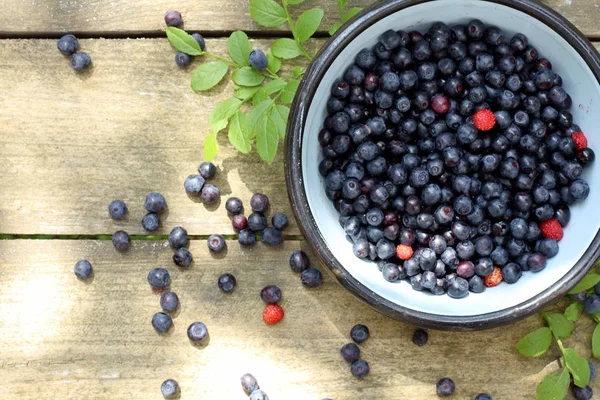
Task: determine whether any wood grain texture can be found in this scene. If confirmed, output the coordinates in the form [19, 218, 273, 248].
[1, 0, 600, 37]
[0, 38, 309, 236]
[0, 239, 596, 399]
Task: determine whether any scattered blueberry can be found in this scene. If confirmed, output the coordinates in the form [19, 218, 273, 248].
[475, 394, 492, 400]
[301, 268, 323, 288]
[175, 51, 191, 67]
[262, 227, 283, 246]
[74, 260, 92, 280]
[192, 33, 206, 51]
[71, 52, 92, 72]
[351, 324, 370, 343]
[207, 234, 226, 253]
[436, 377, 456, 397]
[160, 291, 179, 312]
[250, 193, 269, 212]
[144, 192, 167, 213]
[168, 226, 188, 249]
[226, 197, 243, 215]
[198, 162, 216, 179]
[112, 230, 130, 251]
[187, 321, 209, 343]
[147, 268, 171, 289]
[239, 229, 257, 246]
[201, 184, 220, 204]
[271, 212, 289, 230]
[290, 250, 310, 272]
[249, 49, 268, 70]
[57, 34, 79, 56]
[572, 385, 593, 400]
[249, 389, 270, 400]
[108, 200, 127, 219]
[184, 174, 205, 194]
[160, 379, 179, 398]
[218, 273, 237, 293]
[260, 285, 282, 304]
[584, 294, 600, 314]
[173, 247, 193, 267]
[152, 312, 173, 334]
[412, 328, 428, 346]
[241, 373, 259, 395]
[350, 359, 370, 378]
[248, 212, 267, 232]
[232, 214, 248, 230]
[164, 10, 183, 27]
[341, 343, 361, 363]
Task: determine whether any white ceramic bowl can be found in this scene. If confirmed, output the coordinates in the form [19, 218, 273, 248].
[286, 0, 600, 330]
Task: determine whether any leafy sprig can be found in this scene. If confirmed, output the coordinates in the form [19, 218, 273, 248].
[329, 0, 363, 35]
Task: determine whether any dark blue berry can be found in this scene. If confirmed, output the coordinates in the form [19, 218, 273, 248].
[351, 359, 370, 378]
[74, 259, 92, 279]
[584, 294, 600, 314]
[191, 33, 206, 51]
[187, 322, 208, 343]
[208, 234, 226, 252]
[218, 273, 236, 293]
[108, 199, 127, 219]
[249, 49, 268, 70]
[225, 197, 243, 215]
[164, 10, 183, 27]
[351, 324, 370, 343]
[262, 227, 283, 246]
[341, 343, 361, 363]
[238, 229, 256, 246]
[142, 213, 160, 231]
[168, 226, 188, 249]
[160, 291, 179, 312]
[173, 247, 193, 267]
[145, 192, 167, 213]
[572, 385, 593, 400]
[112, 230, 130, 251]
[184, 174, 205, 194]
[261, 285, 281, 304]
[570, 179, 590, 200]
[57, 34, 79, 56]
[248, 212, 267, 232]
[71, 52, 92, 71]
[152, 312, 173, 334]
[148, 268, 170, 289]
[301, 268, 323, 288]
[271, 213, 288, 230]
[436, 377, 456, 397]
[175, 52, 191, 67]
[161, 378, 179, 398]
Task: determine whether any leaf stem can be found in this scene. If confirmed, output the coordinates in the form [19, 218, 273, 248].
[203, 52, 237, 67]
[280, 0, 314, 62]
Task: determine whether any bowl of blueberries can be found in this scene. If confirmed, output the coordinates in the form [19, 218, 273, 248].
[285, 0, 600, 330]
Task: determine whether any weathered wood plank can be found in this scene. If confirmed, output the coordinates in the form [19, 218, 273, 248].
[1, 0, 600, 38]
[1, 239, 596, 399]
[0, 38, 308, 235]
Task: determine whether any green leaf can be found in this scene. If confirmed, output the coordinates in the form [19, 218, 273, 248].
[262, 78, 287, 95]
[249, 0, 287, 28]
[516, 327, 552, 357]
[269, 106, 288, 138]
[247, 99, 272, 139]
[546, 313, 574, 339]
[292, 66, 304, 78]
[569, 273, 600, 294]
[191, 61, 229, 91]
[165, 27, 203, 56]
[271, 38, 302, 59]
[295, 8, 324, 42]
[203, 133, 218, 161]
[536, 368, 570, 400]
[563, 348, 591, 388]
[564, 302, 583, 322]
[593, 324, 600, 359]
[266, 50, 281, 74]
[329, 23, 342, 36]
[287, 0, 305, 4]
[275, 104, 290, 122]
[209, 98, 243, 126]
[256, 113, 279, 163]
[228, 111, 252, 154]
[228, 31, 252, 67]
[343, 7, 363, 22]
[337, 0, 349, 9]
[212, 119, 229, 135]
[253, 89, 269, 107]
[281, 79, 299, 104]
[234, 86, 259, 101]
[232, 67, 265, 87]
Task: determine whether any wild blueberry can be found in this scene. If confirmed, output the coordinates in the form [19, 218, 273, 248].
[198, 162, 217, 179]
[184, 174, 205, 194]
[207, 234, 226, 253]
[351, 359, 370, 378]
[270, 213, 288, 230]
[584, 294, 600, 314]
[173, 247, 193, 267]
[241, 373, 259, 395]
[145, 192, 167, 213]
[475, 394, 492, 400]
[570, 179, 590, 200]
[168, 226, 188, 249]
[161, 378, 179, 398]
[527, 253, 547, 272]
[351, 324, 370, 343]
[249, 49, 268, 70]
[262, 227, 283, 246]
[289, 250, 310, 273]
[218, 273, 236, 293]
[152, 312, 173, 334]
[57, 34, 79, 56]
[341, 343, 361, 363]
[248, 212, 267, 232]
[502, 263, 522, 284]
[436, 377, 456, 397]
[148, 268, 170, 289]
[71, 52, 92, 71]
[238, 229, 256, 246]
[301, 268, 323, 288]
[447, 276, 469, 298]
[160, 291, 179, 312]
[261, 285, 281, 304]
[164, 10, 183, 27]
[422, 271, 437, 290]
[187, 322, 208, 343]
[572, 385, 593, 400]
[469, 275, 486, 293]
[175, 52, 191, 67]
[74, 259, 93, 280]
[112, 230, 130, 251]
[200, 184, 220, 204]
[191, 33, 206, 51]
[108, 199, 127, 220]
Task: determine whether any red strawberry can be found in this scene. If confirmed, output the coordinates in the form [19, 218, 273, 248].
[571, 131, 588, 151]
[540, 218, 564, 241]
[473, 109, 496, 131]
[395, 244, 413, 260]
[263, 304, 284, 325]
[484, 267, 503, 288]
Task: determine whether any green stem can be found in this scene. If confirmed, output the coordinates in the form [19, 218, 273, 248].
[203, 52, 237, 67]
[281, 0, 313, 62]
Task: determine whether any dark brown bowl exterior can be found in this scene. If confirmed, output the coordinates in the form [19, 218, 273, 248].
[285, 0, 600, 330]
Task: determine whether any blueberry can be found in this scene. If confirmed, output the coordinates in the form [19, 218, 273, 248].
[164, 10, 183, 27]
[261, 285, 282, 304]
[71, 52, 92, 71]
[356, 49, 377, 70]
[412, 328, 429, 346]
[502, 263, 522, 283]
[351, 324, 370, 343]
[239, 229, 257, 246]
[249, 49, 268, 70]
[187, 322, 209, 343]
[218, 273, 236, 293]
[341, 343, 361, 363]
[351, 359, 370, 378]
[572, 385, 593, 400]
[241, 373, 259, 395]
[152, 312, 173, 334]
[418, 248, 437, 271]
[487, 198, 507, 219]
[437, 377, 456, 397]
[108, 199, 127, 220]
[207, 234, 226, 252]
[175, 52, 191, 67]
[74, 259, 93, 280]
[589, 362, 596, 383]
[270, 213, 288, 230]
[167, 226, 188, 249]
[248, 212, 267, 232]
[344, 65, 365, 85]
[173, 247, 193, 267]
[160, 291, 179, 312]
[148, 268, 170, 289]
[537, 240, 557, 260]
[112, 230, 130, 251]
[184, 174, 205, 194]
[584, 294, 600, 314]
[528, 253, 548, 272]
[191, 33, 206, 51]
[457, 241, 475, 260]
[469, 276, 486, 293]
[430, 235, 448, 255]
[570, 179, 590, 200]
[413, 40, 432, 61]
[161, 378, 179, 398]
[475, 394, 492, 400]
[262, 227, 283, 246]
[301, 268, 323, 288]
[145, 192, 167, 213]
[490, 247, 509, 266]
[197, 162, 216, 179]
[410, 167, 429, 187]
[57, 34, 79, 56]
[454, 195, 473, 216]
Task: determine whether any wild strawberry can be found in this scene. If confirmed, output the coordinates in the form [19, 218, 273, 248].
[484, 267, 503, 287]
[263, 304, 284, 325]
[473, 109, 496, 131]
[540, 218, 564, 241]
[572, 131, 588, 151]
[395, 244, 413, 260]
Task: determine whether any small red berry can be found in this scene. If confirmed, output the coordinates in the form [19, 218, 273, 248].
[571, 131, 588, 151]
[484, 267, 503, 287]
[263, 304, 284, 325]
[431, 94, 450, 114]
[395, 244, 413, 260]
[473, 109, 496, 131]
[540, 218, 564, 241]
[232, 214, 248, 230]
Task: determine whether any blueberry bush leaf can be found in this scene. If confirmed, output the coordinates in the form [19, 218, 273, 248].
[228, 111, 252, 154]
[271, 38, 303, 59]
[344, 7, 363, 21]
[295, 8, 324, 42]
[209, 98, 243, 128]
[292, 66, 304, 78]
[234, 86, 259, 101]
[593, 324, 600, 359]
[232, 67, 265, 87]
[203, 133, 219, 161]
[564, 302, 583, 322]
[536, 368, 570, 400]
[262, 78, 287, 95]
[329, 23, 342, 36]
[266, 50, 281, 73]
[191, 61, 229, 91]
[249, 0, 287, 28]
[568, 273, 600, 294]
[248, 100, 272, 139]
[287, 0, 305, 4]
[281, 79, 300, 104]
[269, 106, 288, 138]
[253, 88, 270, 107]
[517, 327, 553, 357]
[563, 348, 591, 388]
[256, 114, 280, 163]
[166, 27, 203, 56]
[545, 313, 574, 339]
[228, 31, 252, 67]
[330, 0, 362, 35]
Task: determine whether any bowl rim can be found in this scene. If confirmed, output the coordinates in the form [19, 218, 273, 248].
[285, 0, 600, 330]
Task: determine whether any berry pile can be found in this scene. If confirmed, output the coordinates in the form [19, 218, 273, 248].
[226, 193, 288, 246]
[57, 34, 92, 71]
[319, 20, 594, 298]
[340, 324, 371, 378]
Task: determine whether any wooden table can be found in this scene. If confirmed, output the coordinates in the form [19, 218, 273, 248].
[1, 1, 599, 399]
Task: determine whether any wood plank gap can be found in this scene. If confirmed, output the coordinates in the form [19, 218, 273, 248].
[0, 233, 307, 241]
